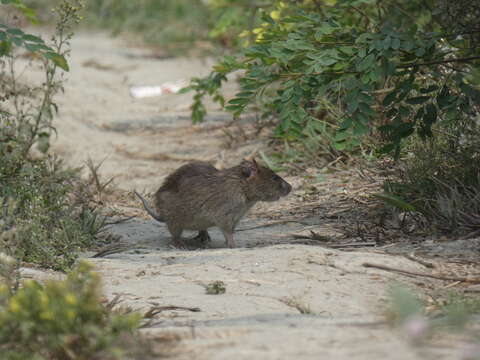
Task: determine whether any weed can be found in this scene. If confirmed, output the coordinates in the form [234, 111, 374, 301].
[0, 260, 143, 360]
[204, 280, 226, 295]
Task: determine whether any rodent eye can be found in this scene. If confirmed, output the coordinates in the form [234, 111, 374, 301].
[272, 174, 280, 181]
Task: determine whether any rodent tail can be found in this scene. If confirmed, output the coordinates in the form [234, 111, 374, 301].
[134, 190, 165, 223]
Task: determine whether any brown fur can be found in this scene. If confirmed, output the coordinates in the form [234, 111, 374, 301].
[137, 159, 292, 248]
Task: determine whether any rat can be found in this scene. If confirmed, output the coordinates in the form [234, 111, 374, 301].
[134, 159, 292, 248]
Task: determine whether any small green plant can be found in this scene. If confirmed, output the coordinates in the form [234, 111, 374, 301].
[0, 261, 142, 360]
[205, 280, 226, 295]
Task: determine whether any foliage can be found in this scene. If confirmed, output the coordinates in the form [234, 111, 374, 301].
[1, 0, 81, 155]
[0, 155, 104, 270]
[185, 0, 480, 157]
[0, 261, 142, 360]
[0, 0, 105, 270]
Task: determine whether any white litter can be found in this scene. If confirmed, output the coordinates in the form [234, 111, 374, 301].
[130, 79, 188, 99]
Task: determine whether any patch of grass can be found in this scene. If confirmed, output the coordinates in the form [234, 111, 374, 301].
[0, 154, 104, 271]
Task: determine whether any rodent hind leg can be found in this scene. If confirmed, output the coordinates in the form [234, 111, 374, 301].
[167, 224, 186, 249]
[220, 228, 236, 249]
[191, 230, 211, 247]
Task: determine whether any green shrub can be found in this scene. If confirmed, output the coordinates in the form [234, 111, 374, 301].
[0, 153, 104, 270]
[185, 0, 480, 158]
[0, 261, 142, 360]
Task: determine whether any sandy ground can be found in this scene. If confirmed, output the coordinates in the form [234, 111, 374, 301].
[19, 31, 477, 359]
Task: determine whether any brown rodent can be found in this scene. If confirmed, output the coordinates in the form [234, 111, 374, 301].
[134, 159, 292, 248]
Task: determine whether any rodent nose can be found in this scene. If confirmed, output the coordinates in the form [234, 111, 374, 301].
[282, 181, 292, 195]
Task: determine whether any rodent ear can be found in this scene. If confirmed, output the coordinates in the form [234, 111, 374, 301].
[240, 159, 259, 179]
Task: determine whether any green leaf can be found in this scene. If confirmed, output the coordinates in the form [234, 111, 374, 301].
[333, 141, 347, 150]
[391, 37, 401, 50]
[339, 46, 355, 55]
[423, 104, 437, 125]
[22, 34, 44, 43]
[373, 193, 416, 211]
[6, 27, 23, 36]
[359, 102, 375, 116]
[420, 85, 438, 94]
[228, 98, 248, 105]
[357, 53, 375, 71]
[382, 36, 391, 50]
[406, 96, 429, 105]
[235, 91, 253, 98]
[315, 23, 336, 37]
[394, 122, 414, 138]
[383, 91, 397, 106]
[353, 122, 369, 135]
[0, 40, 11, 55]
[11, 36, 22, 46]
[44, 52, 69, 71]
[334, 129, 350, 141]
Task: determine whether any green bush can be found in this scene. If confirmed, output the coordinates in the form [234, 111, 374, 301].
[0, 153, 104, 270]
[0, 261, 142, 360]
[185, 0, 480, 157]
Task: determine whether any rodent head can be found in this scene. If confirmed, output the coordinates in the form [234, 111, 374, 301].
[240, 159, 292, 202]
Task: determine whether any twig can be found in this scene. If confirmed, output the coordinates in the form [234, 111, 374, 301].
[144, 305, 201, 318]
[237, 220, 308, 232]
[92, 244, 133, 258]
[459, 229, 480, 240]
[322, 156, 345, 170]
[104, 216, 135, 226]
[362, 262, 480, 283]
[397, 56, 480, 69]
[292, 231, 332, 241]
[328, 242, 376, 248]
[404, 254, 435, 269]
[442, 281, 462, 289]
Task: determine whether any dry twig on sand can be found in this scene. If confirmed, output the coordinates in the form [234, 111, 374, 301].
[362, 262, 480, 283]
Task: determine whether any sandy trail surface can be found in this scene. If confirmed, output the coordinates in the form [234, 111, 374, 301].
[22, 32, 468, 359]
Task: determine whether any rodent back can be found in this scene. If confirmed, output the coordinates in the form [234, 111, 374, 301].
[157, 161, 218, 193]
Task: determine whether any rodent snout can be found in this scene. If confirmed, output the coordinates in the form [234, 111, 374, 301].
[281, 180, 292, 196]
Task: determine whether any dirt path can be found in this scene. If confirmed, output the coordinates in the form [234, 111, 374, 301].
[24, 32, 466, 359]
